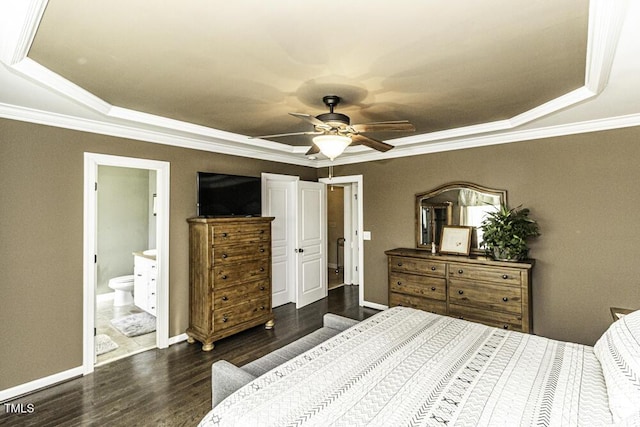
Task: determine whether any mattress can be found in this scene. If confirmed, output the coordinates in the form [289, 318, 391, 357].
[199, 307, 613, 426]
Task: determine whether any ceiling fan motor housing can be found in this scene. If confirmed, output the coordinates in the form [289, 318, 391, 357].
[317, 95, 349, 126]
[316, 112, 350, 126]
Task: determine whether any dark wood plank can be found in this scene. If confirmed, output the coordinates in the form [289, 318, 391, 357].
[0, 286, 378, 427]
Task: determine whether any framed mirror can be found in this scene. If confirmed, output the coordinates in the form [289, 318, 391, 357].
[416, 182, 507, 254]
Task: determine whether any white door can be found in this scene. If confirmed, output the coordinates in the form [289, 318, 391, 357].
[262, 174, 296, 307]
[296, 181, 327, 308]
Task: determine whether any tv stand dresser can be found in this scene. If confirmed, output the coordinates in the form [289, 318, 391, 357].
[385, 248, 534, 333]
[187, 216, 275, 351]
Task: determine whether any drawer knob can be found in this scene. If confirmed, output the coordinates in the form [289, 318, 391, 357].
[397, 262, 403, 267]
[431, 287, 436, 291]
[459, 316, 464, 320]
[260, 267, 265, 272]
[458, 290, 464, 295]
[503, 325, 509, 329]
[260, 229, 265, 234]
[502, 297, 508, 302]
[502, 274, 509, 280]
[260, 305, 265, 310]
[259, 248, 265, 253]
[458, 269, 464, 274]
[260, 286, 266, 291]
[221, 275, 227, 280]
[221, 232, 228, 237]
[431, 266, 436, 271]
[222, 296, 228, 301]
[222, 254, 228, 259]
[222, 316, 228, 323]
[397, 281, 402, 286]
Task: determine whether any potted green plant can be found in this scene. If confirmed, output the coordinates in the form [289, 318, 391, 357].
[480, 204, 540, 261]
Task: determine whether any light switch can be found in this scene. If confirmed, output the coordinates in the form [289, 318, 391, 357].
[363, 231, 372, 240]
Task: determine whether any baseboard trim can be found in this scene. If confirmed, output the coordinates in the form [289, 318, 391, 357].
[0, 366, 83, 404]
[1, 333, 189, 403]
[362, 301, 388, 311]
[169, 333, 188, 346]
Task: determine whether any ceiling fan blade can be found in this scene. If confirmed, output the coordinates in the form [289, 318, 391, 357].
[251, 131, 322, 139]
[305, 144, 321, 155]
[351, 120, 415, 133]
[289, 112, 330, 128]
[351, 134, 394, 152]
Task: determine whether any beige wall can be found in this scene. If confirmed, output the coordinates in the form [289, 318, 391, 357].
[0, 118, 316, 391]
[332, 126, 640, 346]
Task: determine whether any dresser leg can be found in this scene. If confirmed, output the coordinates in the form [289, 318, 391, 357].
[186, 335, 195, 344]
[202, 342, 215, 352]
[265, 319, 275, 330]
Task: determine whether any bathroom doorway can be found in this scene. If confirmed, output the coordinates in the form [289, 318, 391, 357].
[95, 165, 157, 365]
[83, 153, 170, 375]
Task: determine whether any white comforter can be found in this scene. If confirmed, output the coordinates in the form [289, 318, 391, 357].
[199, 307, 613, 426]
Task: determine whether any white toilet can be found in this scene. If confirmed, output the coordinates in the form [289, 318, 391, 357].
[108, 275, 135, 306]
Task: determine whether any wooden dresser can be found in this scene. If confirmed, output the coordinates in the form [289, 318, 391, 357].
[386, 248, 534, 332]
[187, 216, 275, 351]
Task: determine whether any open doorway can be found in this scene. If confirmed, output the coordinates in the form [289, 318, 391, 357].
[94, 166, 157, 365]
[327, 185, 345, 290]
[83, 153, 170, 375]
[319, 175, 364, 306]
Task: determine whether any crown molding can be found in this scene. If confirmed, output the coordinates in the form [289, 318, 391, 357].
[322, 112, 640, 167]
[0, 102, 317, 167]
[0, 0, 48, 65]
[585, 0, 630, 93]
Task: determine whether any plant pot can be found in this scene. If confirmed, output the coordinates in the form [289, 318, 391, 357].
[491, 247, 521, 262]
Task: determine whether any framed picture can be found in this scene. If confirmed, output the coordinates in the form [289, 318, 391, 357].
[439, 226, 472, 255]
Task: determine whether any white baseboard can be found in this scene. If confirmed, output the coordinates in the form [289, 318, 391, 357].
[169, 333, 188, 346]
[0, 366, 83, 404]
[1, 333, 189, 403]
[362, 300, 388, 311]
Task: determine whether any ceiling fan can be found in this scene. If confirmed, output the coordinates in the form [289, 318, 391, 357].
[253, 95, 415, 160]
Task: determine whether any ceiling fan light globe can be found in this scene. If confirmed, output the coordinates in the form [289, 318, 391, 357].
[312, 135, 351, 161]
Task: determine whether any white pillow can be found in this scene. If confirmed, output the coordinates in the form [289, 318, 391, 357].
[594, 309, 640, 423]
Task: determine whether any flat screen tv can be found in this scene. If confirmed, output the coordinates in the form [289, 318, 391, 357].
[197, 172, 262, 217]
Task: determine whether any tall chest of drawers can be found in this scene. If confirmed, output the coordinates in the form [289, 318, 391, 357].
[386, 248, 534, 333]
[187, 216, 275, 351]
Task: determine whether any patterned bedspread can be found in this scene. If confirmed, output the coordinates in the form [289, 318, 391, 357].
[199, 307, 613, 426]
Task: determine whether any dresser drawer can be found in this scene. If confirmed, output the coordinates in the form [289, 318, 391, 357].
[448, 279, 522, 314]
[213, 297, 271, 330]
[389, 272, 446, 301]
[211, 224, 270, 245]
[212, 259, 269, 288]
[212, 242, 270, 264]
[213, 279, 270, 309]
[449, 303, 523, 331]
[389, 292, 447, 315]
[448, 263, 521, 285]
[388, 256, 446, 277]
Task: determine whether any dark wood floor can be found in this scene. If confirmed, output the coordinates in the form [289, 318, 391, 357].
[1, 286, 378, 427]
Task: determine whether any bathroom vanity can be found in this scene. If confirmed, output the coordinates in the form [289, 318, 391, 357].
[133, 251, 157, 316]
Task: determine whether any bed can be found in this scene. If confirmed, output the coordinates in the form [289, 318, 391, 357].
[199, 306, 640, 426]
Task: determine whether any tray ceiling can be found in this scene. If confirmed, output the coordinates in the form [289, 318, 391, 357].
[28, 0, 588, 148]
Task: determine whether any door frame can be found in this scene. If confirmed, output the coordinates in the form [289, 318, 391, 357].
[82, 153, 170, 375]
[319, 175, 364, 306]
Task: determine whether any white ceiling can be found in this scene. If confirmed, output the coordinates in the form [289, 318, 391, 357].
[0, 0, 639, 167]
